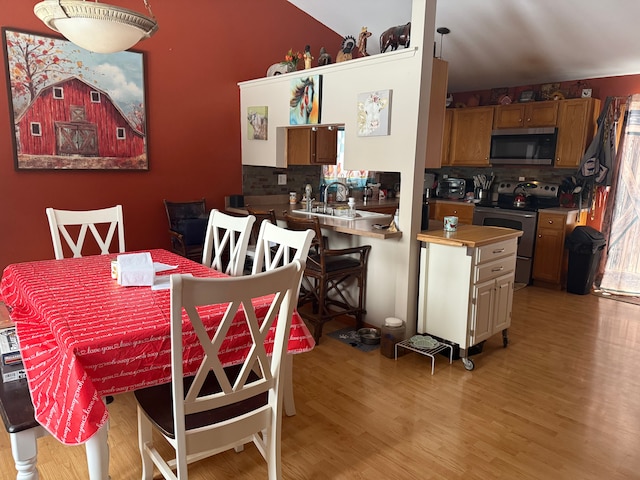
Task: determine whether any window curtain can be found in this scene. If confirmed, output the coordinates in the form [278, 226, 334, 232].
[597, 94, 640, 296]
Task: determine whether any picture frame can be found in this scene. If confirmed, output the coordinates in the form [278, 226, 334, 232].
[489, 87, 508, 105]
[2, 28, 149, 170]
[357, 89, 392, 137]
[540, 82, 560, 101]
[289, 74, 321, 125]
[247, 106, 268, 140]
[518, 90, 535, 103]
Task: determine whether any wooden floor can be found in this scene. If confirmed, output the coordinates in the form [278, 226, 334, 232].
[2, 286, 639, 479]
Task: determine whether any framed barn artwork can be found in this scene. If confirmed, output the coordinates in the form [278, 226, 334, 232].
[357, 89, 392, 136]
[289, 75, 321, 125]
[2, 28, 149, 170]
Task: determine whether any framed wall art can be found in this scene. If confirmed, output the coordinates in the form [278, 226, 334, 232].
[357, 89, 392, 137]
[2, 28, 149, 170]
[247, 106, 268, 140]
[289, 74, 321, 125]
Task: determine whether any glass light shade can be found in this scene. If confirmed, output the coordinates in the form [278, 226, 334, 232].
[34, 0, 158, 54]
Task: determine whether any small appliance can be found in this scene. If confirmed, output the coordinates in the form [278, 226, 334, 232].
[436, 178, 466, 199]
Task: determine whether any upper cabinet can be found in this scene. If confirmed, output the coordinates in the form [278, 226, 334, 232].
[448, 107, 494, 166]
[286, 126, 338, 165]
[424, 59, 449, 168]
[555, 98, 600, 168]
[493, 102, 559, 129]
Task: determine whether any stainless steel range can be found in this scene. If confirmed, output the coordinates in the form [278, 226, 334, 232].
[472, 180, 560, 284]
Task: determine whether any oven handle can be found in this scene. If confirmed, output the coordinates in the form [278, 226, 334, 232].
[474, 208, 537, 219]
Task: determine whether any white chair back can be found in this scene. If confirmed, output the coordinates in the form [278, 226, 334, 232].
[251, 221, 315, 275]
[46, 205, 125, 259]
[135, 260, 305, 479]
[202, 209, 255, 276]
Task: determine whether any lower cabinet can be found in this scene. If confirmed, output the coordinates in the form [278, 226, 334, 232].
[430, 201, 474, 224]
[418, 237, 517, 370]
[532, 209, 586, 288]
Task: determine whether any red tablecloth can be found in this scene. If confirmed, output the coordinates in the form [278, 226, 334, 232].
[0, 249, 315, 445]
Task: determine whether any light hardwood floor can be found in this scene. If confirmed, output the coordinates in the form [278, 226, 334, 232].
[1, 286, 639, 479]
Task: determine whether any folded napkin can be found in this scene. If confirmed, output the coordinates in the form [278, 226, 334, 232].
[117, 252, 155, 286]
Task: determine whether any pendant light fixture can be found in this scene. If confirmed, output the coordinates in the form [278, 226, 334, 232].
[33, 0, 158, 54]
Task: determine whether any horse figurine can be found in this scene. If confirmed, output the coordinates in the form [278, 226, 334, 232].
[380, 22, 411, 53]
[289, 77, 316, 124]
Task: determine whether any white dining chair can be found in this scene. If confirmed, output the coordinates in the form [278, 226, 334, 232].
[134, 260, 305, 480]
[46, 205, 125, 259]
[202, 209, 255, 276]
[251, 220, 315, 275]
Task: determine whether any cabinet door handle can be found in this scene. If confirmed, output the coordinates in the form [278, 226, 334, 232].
[492, 248, 505, 254]
[491, 266, 504, 272]
[548, 220, 554, 224]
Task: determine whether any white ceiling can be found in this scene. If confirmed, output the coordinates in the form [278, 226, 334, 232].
[288, 0, 640, 93]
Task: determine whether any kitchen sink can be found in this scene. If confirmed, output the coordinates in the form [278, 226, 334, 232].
[291, 209, 390, 221]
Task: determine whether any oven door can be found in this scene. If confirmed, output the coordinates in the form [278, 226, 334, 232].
[473, 207, 538, 284]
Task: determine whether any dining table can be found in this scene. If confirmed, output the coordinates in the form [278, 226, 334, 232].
[0, 249, 315, 479]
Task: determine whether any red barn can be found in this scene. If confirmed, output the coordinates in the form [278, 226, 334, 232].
[15, 76, 145, 159]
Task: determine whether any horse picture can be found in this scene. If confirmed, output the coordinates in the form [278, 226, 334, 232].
[289, 75, 321, 125]
[380, 22, 411, 53]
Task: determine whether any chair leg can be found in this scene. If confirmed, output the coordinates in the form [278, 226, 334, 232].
[137, 406, 154, 480]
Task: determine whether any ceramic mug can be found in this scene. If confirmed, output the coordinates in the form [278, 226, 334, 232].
[289, 192, 298, 204]
[443, 216, 458, 232]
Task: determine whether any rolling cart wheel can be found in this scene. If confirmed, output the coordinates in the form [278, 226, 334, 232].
[462, 357, 475, 371]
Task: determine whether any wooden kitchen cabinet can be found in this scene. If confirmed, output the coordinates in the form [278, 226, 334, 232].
[555, 98, 600, 168]
[532, 209, 586, 288]
[425, 58, 449, 168]
[430, 201, 474, 225]
[493, 101, 559, 129]
[440, 109, 453, 166]
[448, 107, 494, 165]
[286, 126, 337, 165]
[418, 232, 519, 370]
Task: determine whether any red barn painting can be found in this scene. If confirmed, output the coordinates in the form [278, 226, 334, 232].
[3, 28, 148, 170]
[15, 76, 146, 169]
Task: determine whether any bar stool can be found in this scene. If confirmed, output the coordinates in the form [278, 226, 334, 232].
[283, 213, 371, 343]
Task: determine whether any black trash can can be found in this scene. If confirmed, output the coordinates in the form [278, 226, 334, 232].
[565, 226, 606, 295]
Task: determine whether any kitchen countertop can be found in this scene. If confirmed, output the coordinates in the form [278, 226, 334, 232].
[225, 196, 402, 240]
[417, 225, 523, 247]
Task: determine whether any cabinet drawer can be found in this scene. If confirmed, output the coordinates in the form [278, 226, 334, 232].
[475, 256, 516, 283]
[537, 212, 565, 231]
[474, 239, 517, 264]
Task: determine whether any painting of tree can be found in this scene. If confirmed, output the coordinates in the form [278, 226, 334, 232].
[2, 28, 148, 170]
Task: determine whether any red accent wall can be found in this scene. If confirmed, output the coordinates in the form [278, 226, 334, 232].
[0, 1, 343, 270]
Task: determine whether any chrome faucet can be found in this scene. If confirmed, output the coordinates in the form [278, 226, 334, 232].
[325, 181, 349, 202]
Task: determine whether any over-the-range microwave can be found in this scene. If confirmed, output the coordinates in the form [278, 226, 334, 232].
[489, 127, 558, 166]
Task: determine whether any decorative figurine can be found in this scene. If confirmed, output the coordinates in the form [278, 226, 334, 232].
[357, 27, 372, 57]
[304, 44, 313, 70]
[317, 47, 332, 66]
[336, 35, 356, 63]
[380, 22, 411, 53]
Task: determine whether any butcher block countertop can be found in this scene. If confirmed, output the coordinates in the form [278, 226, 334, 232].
[417, 225, 523, 247]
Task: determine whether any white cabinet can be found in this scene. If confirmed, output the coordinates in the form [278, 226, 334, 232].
[418, 237, 517, 370]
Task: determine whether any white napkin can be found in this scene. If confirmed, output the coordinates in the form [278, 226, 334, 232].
[151, 273, 192, 291]
[117, 252, 154, 286]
